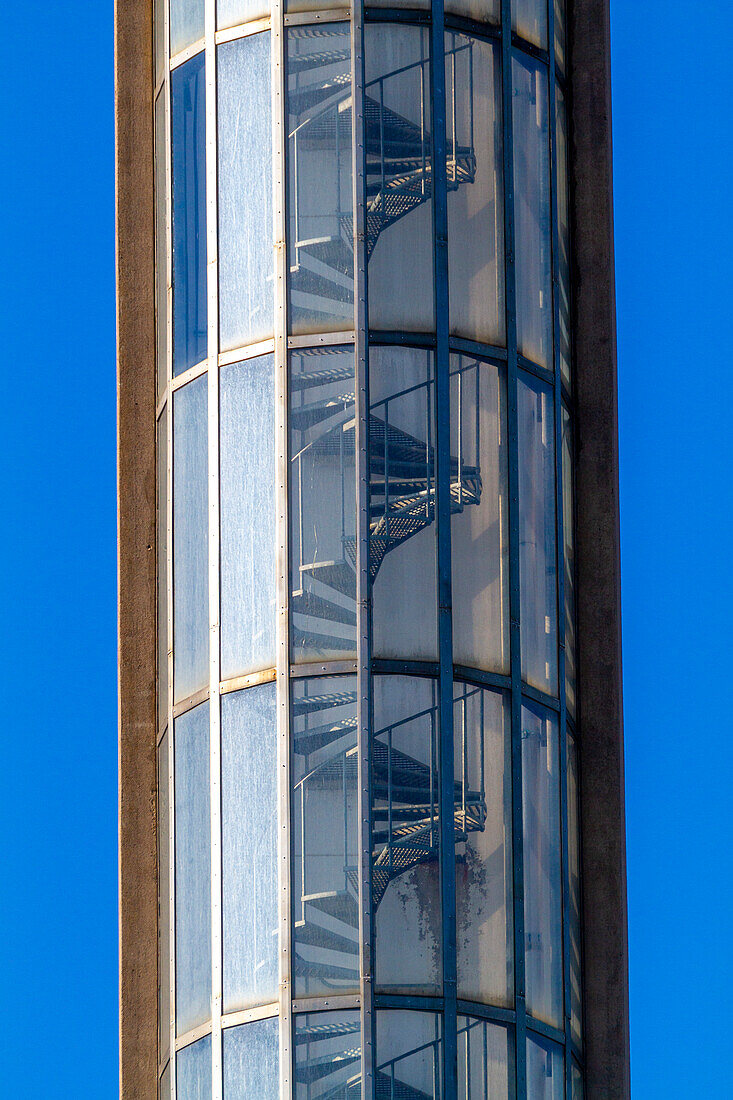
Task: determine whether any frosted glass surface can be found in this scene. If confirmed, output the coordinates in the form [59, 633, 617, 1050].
[526, 1035, 564, 1099]
[373, 677, 442, 995]
[562, 405, 576, 716]
[155, 89, 168, 399]
[172, 53, 207, 375]
[365, 25, 434, 332]
[158, 414, 168, 729]
[370, 347, 437, 661]
[177, 1035, 212, 1100]
[455, 685, 513, 1006]
[556, 87, 571, 390]
[175, 702, 211, 1035]
[159, 1060, 171, 1100]
[158, 733, 171, 1066]
[218, 34, 274, 351]
[287, 25, 353, 334]
[568, 734, 582, 1049]
[571, 1062, 584, 1099]
[446, 35, 505, 345]
[218, 0, 269, 29]
[294, 1011, 360, 1099]
[512, 0, 548, 49]
[458, 1017, 510, 1098]
[518, 374, 557, 696]
[554, 0, 567, 72]
[522, 703, 562, 1030]
[173, 376, 209, 703]
[445, 0, 500, 23]
[292, 678, 359, 996]
[222, 686, 278, 1012]
[220, 356, 276, 680]
[450, 356, 508, 674]
[171, 0, 204, 56]
[513, 56, 552, 369]
[224, 1019, 279, 1100]
[376, 1011, 442, 1098]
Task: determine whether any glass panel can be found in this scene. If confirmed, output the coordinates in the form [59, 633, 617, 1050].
[171, 0, 205, 56]
[458, 1017, 511, 1098]
[568, 733, 582, 1049]
[175, 702, 211, 1036]
[158, 413, 169, 729]
[218, 33, 274, 352]
[512, 55, 552, 369]
[376, 1012, 442, 1099]
[156, 89, 168, 398]
[287, 25, 353, 334]
[289, 347, 357, 663]
[373, 677, 442, 995]
[292, 678, 359, 996]
[445, 0, 500, 24]
[556, 85, 571, 390]
[370, 347, 437, 661]
[222, 686, 278, 1012]
[571, 1061, 584, 1100]
[370, 0, 430, 9]
[561, 404, 576, 716]
[522, 703, 562, 1030]
[159, 1060, 171, 1100]
[155, 0, 165, 83]
[158, 732, 171, 1066]
[218, 0, 269, 29]
[526, 1035, 564, 1100]
[172, 53, 207, 375]
[455, 685, 513, 1006]
[512, 0, 548, 50]
[220, 356, 276, 680]
[224, 1018, 279, 1100]
[176, 1035, 212, 1100]
[518, 374, 557, 696]
[446, 34, 505, 346]
[365, 25, 434, 332]
[173, 375, 209, 703]
[294, 1011, 361, 1098]
[450, 355, 508, 674]
[554, 0, 566, 73]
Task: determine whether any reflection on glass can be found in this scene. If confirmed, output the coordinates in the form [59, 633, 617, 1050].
[159, 1059, 171, 1100]
[554, 0, 567, 73]
[155, 0, 165, 84]
[556, 86, 571, 390]
[512, 0, 548, 50]
[171, 0, 205, 57]
[173, 375, 209, 703]
[370, 347, 437, 661]
[455, 685, 513, 1006]
[220, 356, 276, 680]
[175, 702, 211, 1036]
[526, 1034, 564, 1100]
[218, 0, 269, 29]
[561, 404, 576, 716]
[176, 1034, 212, 1100]
[172, 53, 207, 375]
[373, 677, 442, 995]
[365, 25, 434, 331]
[222, 685, 278, 1012]
[445, 0, 500, 23]
[458, 1017, 511, 1098]
[292, 678, 359, 996]
[158, 733, 170, 1067]
[571, 1060, 584, 1099]
[155, 89, 168, 398]
[522, 703, 562, 1030]
[289, 347, 356, 663]
[294, 1011, 361, 1098]
[446, 34, 505, 346]
[376, 1011, 442, 1099]
[450, 355, 508, 674]
[224, 1018, 279, 1100]
[287, 25, 353, 334]
[518, 374, 557, 696]
[568, 733, 582, 1049]
[218, 33, 273, 351]
[512, 55, 552, 369]
[157, 414, 168, 729]
[369, 0, 430, 9]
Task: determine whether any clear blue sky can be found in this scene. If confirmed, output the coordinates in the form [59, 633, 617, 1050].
[0, 2, 729, 1096]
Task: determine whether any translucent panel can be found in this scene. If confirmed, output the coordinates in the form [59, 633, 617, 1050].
[554, 0, 567, 73]
[159, 1060, 171, 1100]
[173, 376, 209, 703]
[220, 356, 276, 680]
[561, 405, 576, 716]
[157, 413, 169, 729]
[568, 733, 583, 1049]
[175, 702, 211, 1035]
[446, 34, 505, 346]
[526, 1035, 564, 1100]
[155, 0, 166, 83]
[373, 677, 442, 995]
[556, 86, 571, 390]
[522, 703, 562, 1029]
[177, 1035, 212, 1100]
[286, 0, 348, 11]
[171, 0, 205, 56]
[376, 1011, 442, 1098]
[450, 356, 509, 674]
[370, 347, 437, 661]
[172, 53, 207, 375]
[455, 685, 513, 1006]
[224, 1018, 279, 1100]
[218, 34, 274, 351]
[289, 347, 356, 663]
[287, 25, 353, 334]
[222, 685, 278, 1012]
[445, 0, 500, 24]
[155, 89, 169, 399]
[512, 0, 548, 50]
[518, 374, 557, 696]
[512, 56, 552, 369]
[458, 1017, 511, 1098]
[158, 732, 171, 1066]
[294, 1011, 361, 1098]
[292, 678, 359, 996]
[571, 1061, 584, 1100]
[365, 25, 434, 332]
[218, 0, 269, 29]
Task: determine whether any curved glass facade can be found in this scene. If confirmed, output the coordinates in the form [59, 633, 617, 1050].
[154, 0, 582, 1095]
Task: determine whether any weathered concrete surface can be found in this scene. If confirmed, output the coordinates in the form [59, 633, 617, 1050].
[116, 0, 157, 1096]
[570, 1, 631, 1096]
